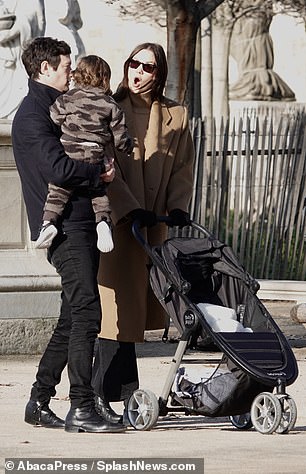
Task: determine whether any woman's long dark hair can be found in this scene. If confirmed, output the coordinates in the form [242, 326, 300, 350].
[113, 43, 168, 102]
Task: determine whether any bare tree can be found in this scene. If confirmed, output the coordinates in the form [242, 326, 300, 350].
[104, 0, 226, 117]
[104, 0, 304, 120]
[275, 0, 306, 25]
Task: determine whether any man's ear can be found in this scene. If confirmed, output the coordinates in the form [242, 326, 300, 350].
[40, 60, 50, 76]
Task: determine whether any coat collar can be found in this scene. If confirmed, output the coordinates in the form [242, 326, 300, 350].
[28, 79, 62, 109]
[119, 93, 173, 130]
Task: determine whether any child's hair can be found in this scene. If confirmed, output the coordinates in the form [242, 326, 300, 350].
[73, 55, 112, 94]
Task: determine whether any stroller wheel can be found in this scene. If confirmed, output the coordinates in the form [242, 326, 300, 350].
[275, 394, 297, 434]
[229, 413, 253, 430]
[126, 389, 159, 431]
[250, 392, 282, 434]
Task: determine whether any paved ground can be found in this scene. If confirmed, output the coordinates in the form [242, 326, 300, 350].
[0, 301, 306, 474]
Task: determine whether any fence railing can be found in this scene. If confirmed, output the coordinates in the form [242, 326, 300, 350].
[188, 114, 306, 281]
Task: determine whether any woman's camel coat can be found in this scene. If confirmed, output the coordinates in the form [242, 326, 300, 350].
[98, 94, 194, 342]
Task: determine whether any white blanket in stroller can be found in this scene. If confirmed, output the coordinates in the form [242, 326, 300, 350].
[196, 303, 253, 333]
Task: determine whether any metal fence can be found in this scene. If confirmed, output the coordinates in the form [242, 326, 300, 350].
[188, 114, 306, 281]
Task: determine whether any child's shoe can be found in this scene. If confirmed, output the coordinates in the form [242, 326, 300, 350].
[97, 221, 114, 253]
[34, 222, 58, 249]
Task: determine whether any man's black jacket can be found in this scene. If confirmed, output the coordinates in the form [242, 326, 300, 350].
[12, 79, 104, 240]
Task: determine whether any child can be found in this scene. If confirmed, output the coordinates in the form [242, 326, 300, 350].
[35, 54, 133, 252]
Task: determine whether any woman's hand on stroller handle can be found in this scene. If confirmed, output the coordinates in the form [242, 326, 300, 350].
[168, 209, 191, 228]
[128, 208, 157, 228]
[128, 208, 193, 231]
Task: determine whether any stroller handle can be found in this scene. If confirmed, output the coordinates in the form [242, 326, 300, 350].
[131, 216, 213, 253]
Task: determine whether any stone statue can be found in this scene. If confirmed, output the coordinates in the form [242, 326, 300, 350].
[0, 0, 85, 119]
[229, 7, 295, 101]
[0, 0, 45, 119]
[44, 0, 85, 68]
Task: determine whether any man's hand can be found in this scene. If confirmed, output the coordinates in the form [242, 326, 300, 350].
[101, 158, 115, 183]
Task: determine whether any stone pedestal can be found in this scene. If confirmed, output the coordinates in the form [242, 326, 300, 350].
[229, 100, 306, 128]
[0, 120, 61, 354]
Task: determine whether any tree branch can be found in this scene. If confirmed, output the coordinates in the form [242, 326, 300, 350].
[198, 0, 226, 19]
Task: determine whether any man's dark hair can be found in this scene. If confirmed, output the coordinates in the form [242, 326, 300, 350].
[22, 37, 71, 79]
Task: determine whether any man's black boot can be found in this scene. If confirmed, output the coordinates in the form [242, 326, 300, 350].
[24, 400, 65, 429]
[95, 396, 123, 424]
[65, 405, 126, 433]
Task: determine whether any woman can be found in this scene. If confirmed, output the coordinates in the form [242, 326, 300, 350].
[92, 43, 194, 423]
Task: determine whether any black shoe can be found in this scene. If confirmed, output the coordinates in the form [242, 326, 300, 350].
[25, 400, 65, 429]
[65, 406, 126, 433]
[95, 396, 123, 424]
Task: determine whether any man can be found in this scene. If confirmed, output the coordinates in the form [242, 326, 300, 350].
[12, 37, 124, 433]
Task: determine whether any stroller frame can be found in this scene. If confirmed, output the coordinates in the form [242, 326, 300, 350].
[126, 218, 299, 434]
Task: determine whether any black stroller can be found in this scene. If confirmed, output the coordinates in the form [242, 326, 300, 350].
[125, 218, 299, 435]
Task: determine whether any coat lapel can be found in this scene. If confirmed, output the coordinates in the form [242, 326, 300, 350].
[144, 100, 175, 210]
[116, 96, 146, 206]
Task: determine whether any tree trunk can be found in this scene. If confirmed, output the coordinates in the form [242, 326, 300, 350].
[193, 27, 202, 119]
[165, 1, 198, 115]
[212, 24, 232, 123]
[201, 16, 213, 141]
